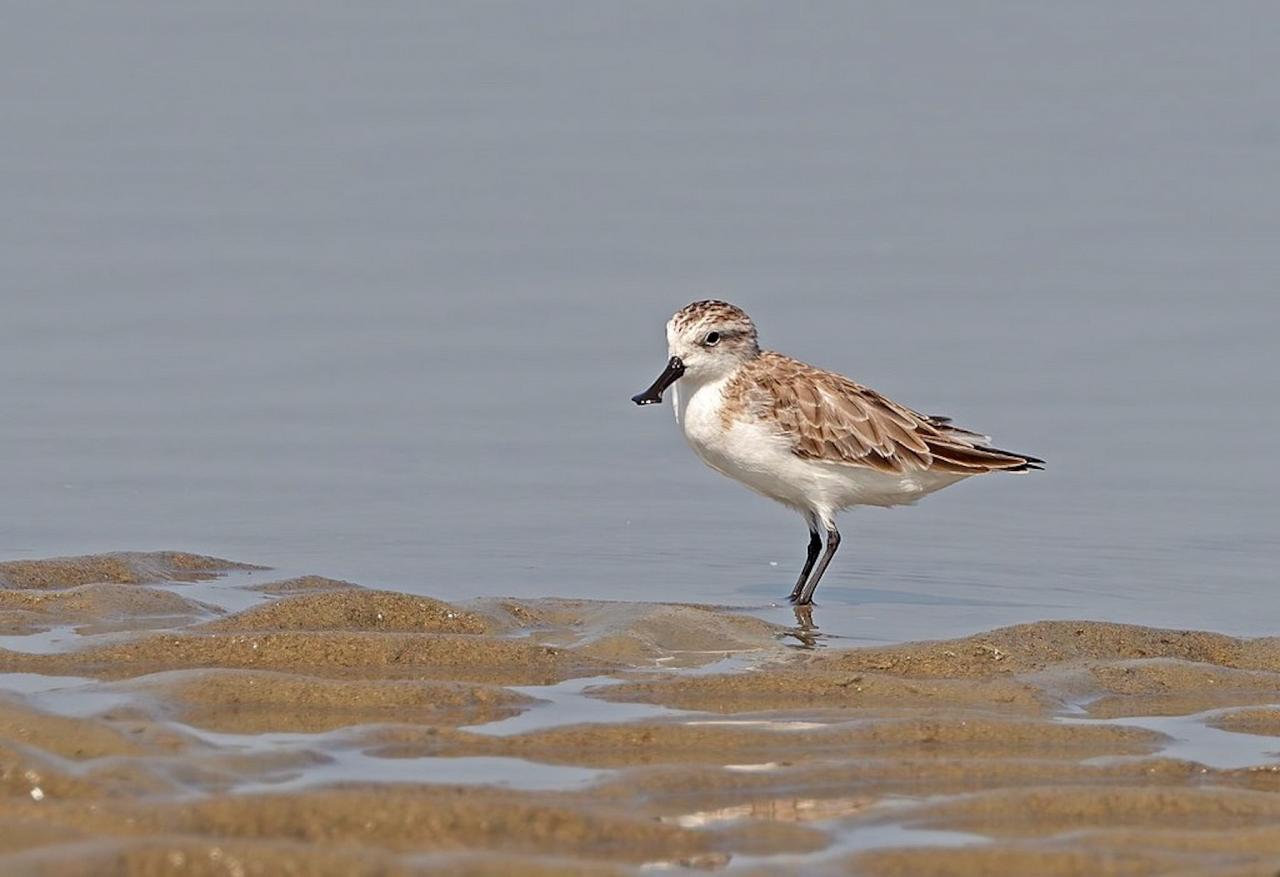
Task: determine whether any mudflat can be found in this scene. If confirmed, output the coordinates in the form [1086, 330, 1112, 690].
[1, 552, 1279, 875]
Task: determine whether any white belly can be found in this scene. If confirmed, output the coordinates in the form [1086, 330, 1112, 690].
[673, 378, 967, 515]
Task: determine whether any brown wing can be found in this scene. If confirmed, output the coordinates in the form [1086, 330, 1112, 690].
[740, 354, 1041, 475]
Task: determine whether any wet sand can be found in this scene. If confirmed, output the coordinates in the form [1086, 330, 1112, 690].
[1, 553, 1279, 875]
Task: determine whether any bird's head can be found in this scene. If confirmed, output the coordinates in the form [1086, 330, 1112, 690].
[632, 300, 760, 405]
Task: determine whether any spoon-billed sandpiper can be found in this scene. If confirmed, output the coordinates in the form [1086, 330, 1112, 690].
[632, 300, 1043, 606]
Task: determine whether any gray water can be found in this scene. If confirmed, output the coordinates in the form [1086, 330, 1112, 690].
[2, 3, 1277, 644]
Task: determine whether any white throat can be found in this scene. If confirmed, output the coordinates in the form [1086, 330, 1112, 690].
[671, 370, 717, 427]
[670, 368, 737, 438]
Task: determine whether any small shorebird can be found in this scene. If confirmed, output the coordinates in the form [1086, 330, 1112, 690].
[632, 300, 1043, 606]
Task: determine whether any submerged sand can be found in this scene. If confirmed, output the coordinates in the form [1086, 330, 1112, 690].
[1, 552, 1279, 875]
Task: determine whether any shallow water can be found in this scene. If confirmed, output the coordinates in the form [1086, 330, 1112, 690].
[1070, 707, 1280, 771]
[0, 626, 89, 656]
[466, 675, 683, 737]
[2, 3, 1278, 647]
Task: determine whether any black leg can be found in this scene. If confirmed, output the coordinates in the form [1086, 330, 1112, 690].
[787, 517, 823, 604]
[795, 524, 840, 606]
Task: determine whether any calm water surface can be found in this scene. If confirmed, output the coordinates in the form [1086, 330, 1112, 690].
[2, 3, 1277, 644]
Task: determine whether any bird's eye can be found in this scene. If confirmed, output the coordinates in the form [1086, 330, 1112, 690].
[704, 331, 721, 347]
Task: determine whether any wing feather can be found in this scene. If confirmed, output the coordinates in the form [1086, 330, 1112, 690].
[732, 353, 1040, 475]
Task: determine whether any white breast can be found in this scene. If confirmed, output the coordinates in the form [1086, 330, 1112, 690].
[673, 376, 822, 511]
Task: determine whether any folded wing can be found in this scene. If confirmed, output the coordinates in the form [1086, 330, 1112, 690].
[749, 355, 1043, 475]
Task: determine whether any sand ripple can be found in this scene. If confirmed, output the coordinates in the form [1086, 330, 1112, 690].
[0, 551, 1279, 875]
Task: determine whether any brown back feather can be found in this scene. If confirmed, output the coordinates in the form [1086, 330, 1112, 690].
[722, 353, 1038, 475]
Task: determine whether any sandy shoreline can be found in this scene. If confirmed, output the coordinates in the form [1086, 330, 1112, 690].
[1, 552, 1278, 875]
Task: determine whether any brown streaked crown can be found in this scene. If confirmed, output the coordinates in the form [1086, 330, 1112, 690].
[671, 300, 760, 355]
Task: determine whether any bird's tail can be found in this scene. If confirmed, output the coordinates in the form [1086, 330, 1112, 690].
[927, 416, 1044, 473]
